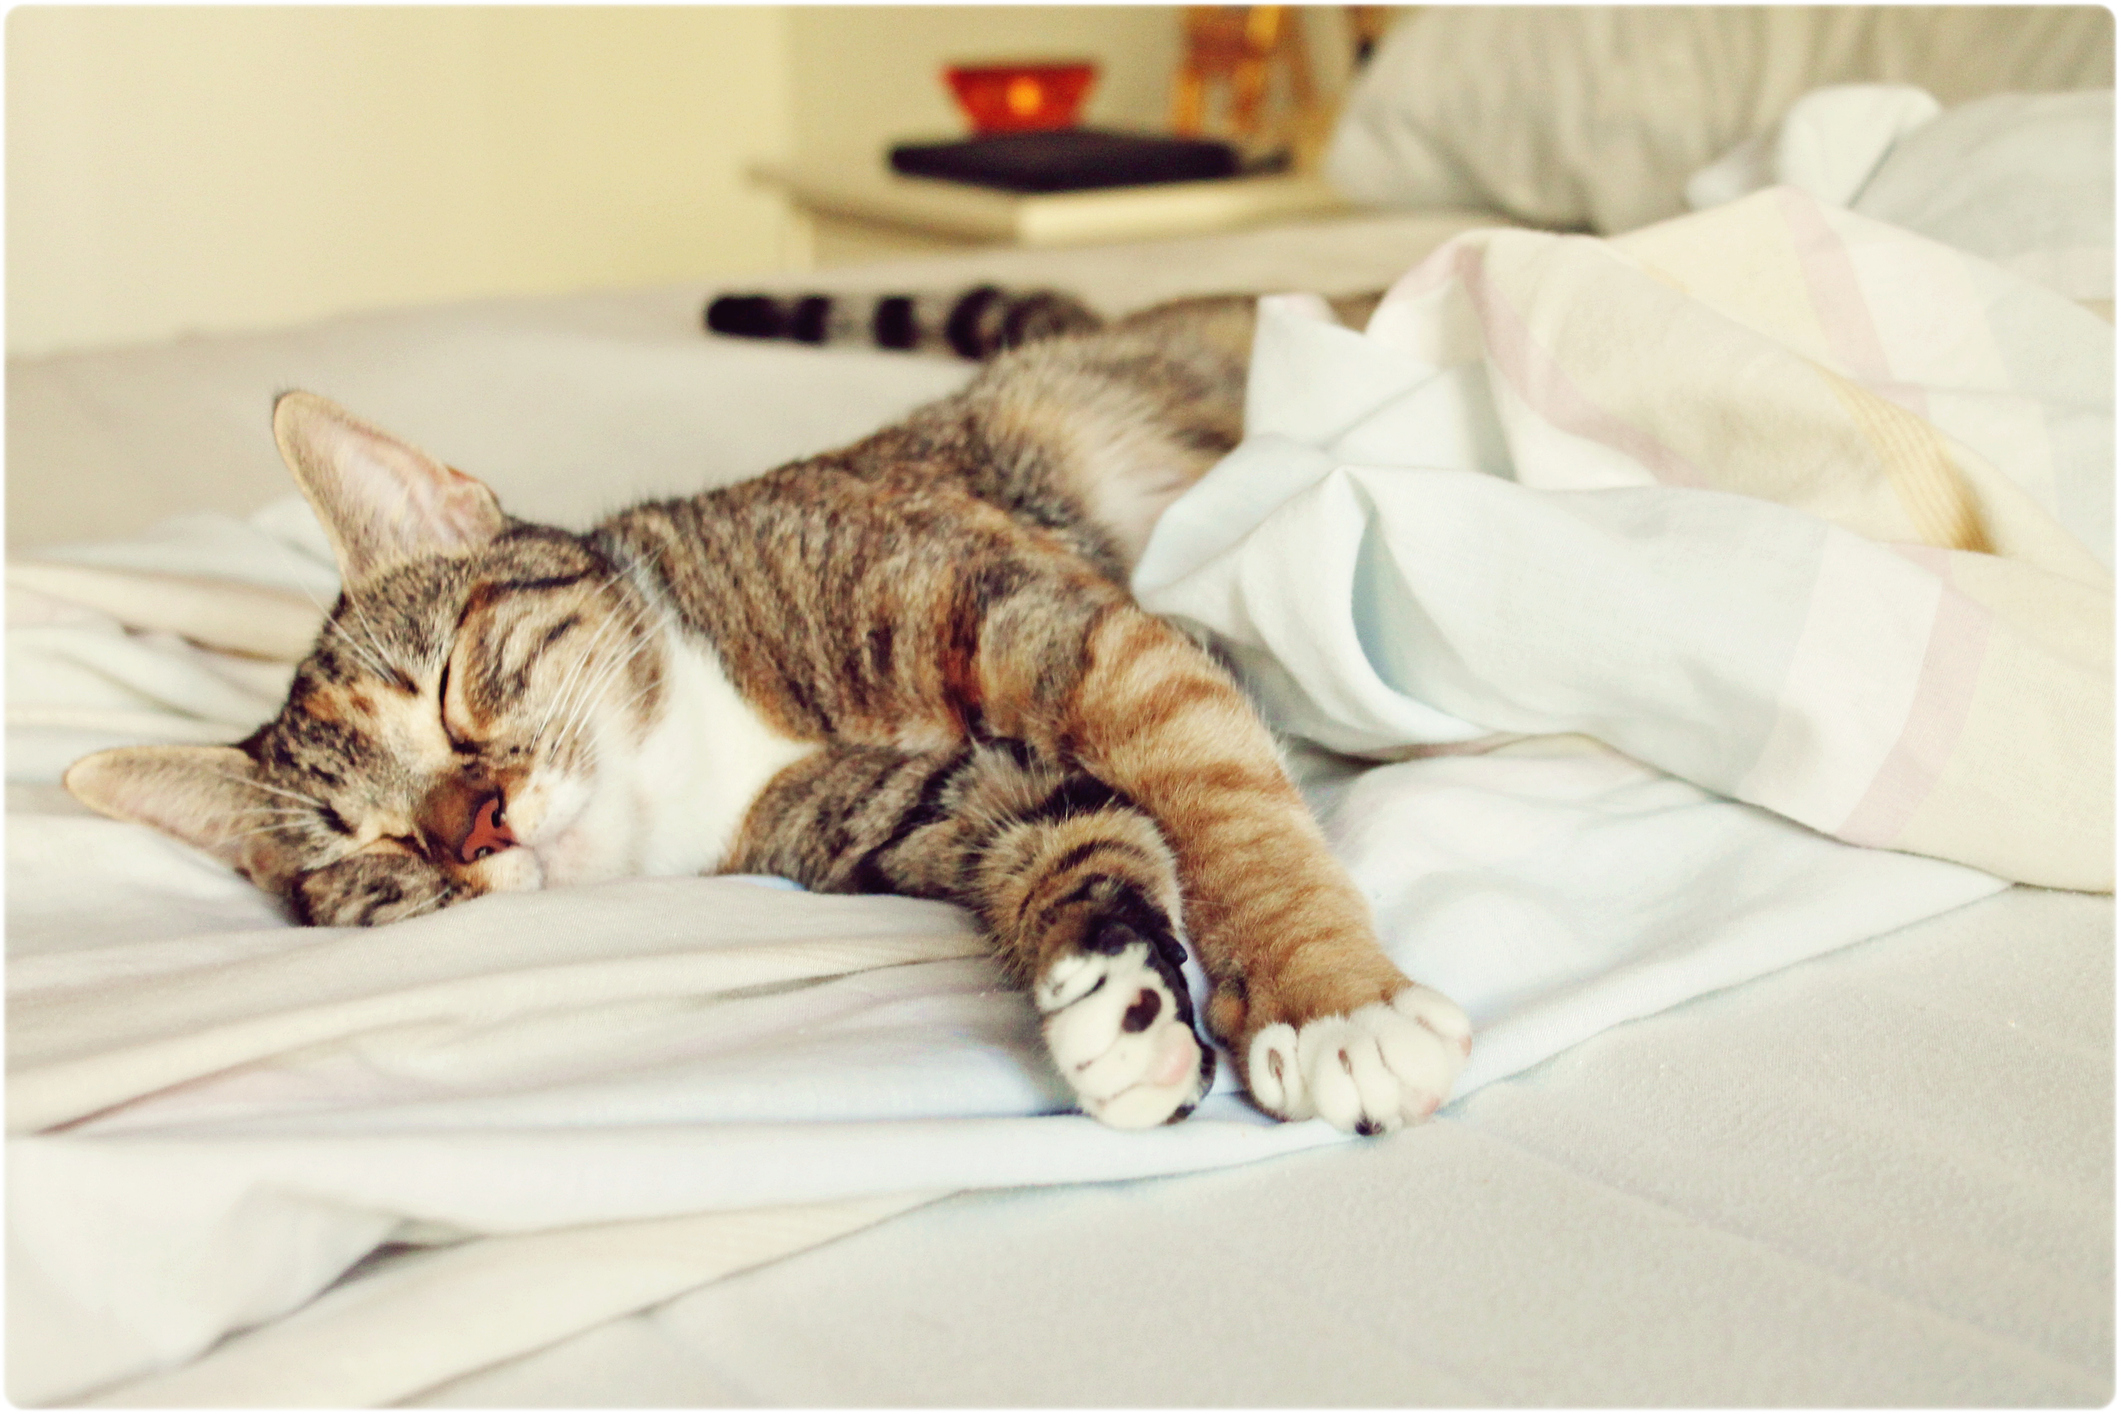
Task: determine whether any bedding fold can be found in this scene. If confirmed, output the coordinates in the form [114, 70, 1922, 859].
[7, 185, 2105, 1406]
[1136, 187, 2114, 891]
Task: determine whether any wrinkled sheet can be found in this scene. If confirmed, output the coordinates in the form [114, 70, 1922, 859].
[9, 500, 2009, 1405]
[1137, 186, 2114, 891]
[8, 193, 2106, 1406]
[413, 885, 2111, 1408]
[1687, 85, 2115, 304]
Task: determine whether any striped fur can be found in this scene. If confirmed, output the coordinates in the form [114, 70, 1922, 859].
[63, 289, 1469, 1133]
[707, 285, 1102, 359]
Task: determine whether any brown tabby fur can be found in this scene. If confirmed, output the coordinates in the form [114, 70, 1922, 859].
[67, 289, 1462, 1129]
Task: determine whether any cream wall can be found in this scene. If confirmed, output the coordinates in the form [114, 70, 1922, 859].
[7, 4, 1209, 359]
[6, 6, 801, 357]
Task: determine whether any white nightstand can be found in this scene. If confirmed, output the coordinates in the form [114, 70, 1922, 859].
[756, 159, 1354, 267]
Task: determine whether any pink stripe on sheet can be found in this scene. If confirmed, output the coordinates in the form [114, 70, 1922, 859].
[1385, 240, 1707, 487]
[1776, 188, 1930, 419]
[1835, 544, 1993, 849]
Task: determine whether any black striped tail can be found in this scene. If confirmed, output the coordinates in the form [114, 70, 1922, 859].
[704, 285, 1101, 360]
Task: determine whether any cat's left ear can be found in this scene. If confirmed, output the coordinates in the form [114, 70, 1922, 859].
[64, 744, 284, 870]
[272, 391, 506, 585]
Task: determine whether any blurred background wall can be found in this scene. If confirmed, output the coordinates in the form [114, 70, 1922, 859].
[6, 5, 1209, 357]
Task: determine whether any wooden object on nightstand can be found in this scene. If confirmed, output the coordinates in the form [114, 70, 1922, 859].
[1345, 6, 1397, 65]
[1170, 6, 1326, 167]
[755, 160, 1352, 268]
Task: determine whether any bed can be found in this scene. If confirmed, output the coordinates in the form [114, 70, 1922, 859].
[8, 8, 2113, 1406]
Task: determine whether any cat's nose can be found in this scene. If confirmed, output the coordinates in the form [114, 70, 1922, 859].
[458, 793, 516, 863]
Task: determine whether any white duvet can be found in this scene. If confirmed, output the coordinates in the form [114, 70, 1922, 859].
[7, 187, 2109, 1406]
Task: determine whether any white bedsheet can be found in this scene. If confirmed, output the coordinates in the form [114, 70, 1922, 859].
[1138, 188, 2113, 890]
[412, 884, 2111, 1408]
[7, 503, 2009, 1406]
[6, 200, 2110, 1405]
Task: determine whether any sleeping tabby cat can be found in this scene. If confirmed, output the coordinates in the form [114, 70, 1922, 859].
[64, 290, 1472, 1134]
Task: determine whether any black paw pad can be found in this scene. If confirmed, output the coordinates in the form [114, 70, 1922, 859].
[1120, 987, 1162, 1033]
[1088, 908, 1196, 1029]
[1355, 1118, 1383, 1137]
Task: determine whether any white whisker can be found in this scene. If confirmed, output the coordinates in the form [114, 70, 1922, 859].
[528, 578, 637, 747]
[545, 593, 672, 757]
[261, 536, 403, 682]
[532, 565, 672, 756]
[336, 590, 406, 683]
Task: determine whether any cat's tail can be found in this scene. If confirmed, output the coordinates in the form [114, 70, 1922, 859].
[704, 285, 1102, 360]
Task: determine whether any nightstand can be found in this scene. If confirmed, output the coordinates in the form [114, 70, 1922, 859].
[756, 160, 1354, 267]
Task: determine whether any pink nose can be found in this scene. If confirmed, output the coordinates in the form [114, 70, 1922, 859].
[459, 794, 515, 863]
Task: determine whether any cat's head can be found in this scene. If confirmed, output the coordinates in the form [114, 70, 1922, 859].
[64, 392, 676, 925]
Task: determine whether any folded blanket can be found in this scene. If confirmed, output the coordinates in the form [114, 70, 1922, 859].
[1687, 86, 2115, 305]
[7, 186, 2099, 1406]
[1137, 187, 2113, 891]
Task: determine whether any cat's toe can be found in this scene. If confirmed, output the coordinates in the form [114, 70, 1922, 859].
[1037, 940, 1212, 1129]
[1246, 985, 1471, 1134]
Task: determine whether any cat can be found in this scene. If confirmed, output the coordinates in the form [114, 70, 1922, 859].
[64, 290, 1472, 1134]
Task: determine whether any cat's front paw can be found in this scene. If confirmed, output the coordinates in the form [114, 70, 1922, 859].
[1245, 985, 1471, 1135]
[1036, 923, 1213, 1129]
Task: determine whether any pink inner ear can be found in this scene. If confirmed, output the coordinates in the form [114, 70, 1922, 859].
[332, 423, 501, 555]
[276, 393, 505, 580]
[386, 451, 502, 550]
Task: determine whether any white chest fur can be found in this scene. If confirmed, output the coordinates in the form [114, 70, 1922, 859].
[620, 628, 818, 877]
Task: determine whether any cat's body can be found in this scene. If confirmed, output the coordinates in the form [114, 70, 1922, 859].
[66, 290, 1472, 1133]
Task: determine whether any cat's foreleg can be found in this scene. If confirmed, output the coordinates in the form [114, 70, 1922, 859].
[723, 741, 1214, 1127]
[1038, 604, 1473, 1134]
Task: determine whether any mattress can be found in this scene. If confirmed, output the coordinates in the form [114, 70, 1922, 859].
[7, 208, 2112, 1406]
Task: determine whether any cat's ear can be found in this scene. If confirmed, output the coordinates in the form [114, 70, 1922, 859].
[64, 744, 281, 869]
[271, 391, 506, 584]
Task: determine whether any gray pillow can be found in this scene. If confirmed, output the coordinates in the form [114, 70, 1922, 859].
[1854, 90, 2114, 301]
[1327, 6, 2115, 234]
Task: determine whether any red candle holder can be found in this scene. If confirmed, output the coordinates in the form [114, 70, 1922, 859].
[944, 61, 1098, 134]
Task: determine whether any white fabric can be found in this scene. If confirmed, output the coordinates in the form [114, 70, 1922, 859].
[6, 195, 2108, 1406]
[1327, 6, 2115, 234]
[1685, 83, 1942, 212]
[413, 886, 2111, 1408]
[1688, 87, 2115, 306]
[1854, 90, 2117, 303]
[1137, 190, 2113, 891]
[8, 478, 2010, 1403]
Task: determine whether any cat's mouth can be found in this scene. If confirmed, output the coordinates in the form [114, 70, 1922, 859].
[491, 771, 606, 889]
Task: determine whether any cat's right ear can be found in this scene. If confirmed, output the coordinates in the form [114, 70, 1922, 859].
[64, 744, 281, 870]
[272, 391, 506, 585]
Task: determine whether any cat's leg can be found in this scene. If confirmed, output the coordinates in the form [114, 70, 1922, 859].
[725, 742, 1214, 1127]
[982, 600, 1472, 1135]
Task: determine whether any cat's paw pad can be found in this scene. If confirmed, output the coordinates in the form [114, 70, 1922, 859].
[1246, 985, 1472, 1134]
[1036, 933, 1211, 1130]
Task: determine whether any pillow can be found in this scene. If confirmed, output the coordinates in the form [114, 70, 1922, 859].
[1854, 90, 2115, 302]
[1326, 6, 2116, 234]
[1681, 86, 2114, 304]
[1683, 84, 1942, 211]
